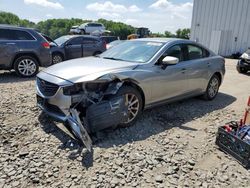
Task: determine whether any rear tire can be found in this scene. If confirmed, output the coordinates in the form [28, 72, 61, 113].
[81, 30, 86, 35]
[202, 74, 220, 100]
[14, 56, 39, 77]
[52, 53, 63, 64]
[109, 86, 143, 128]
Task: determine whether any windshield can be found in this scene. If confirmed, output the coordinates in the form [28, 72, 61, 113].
[100, 40, 164, 63]
[55, 36, 74, 46]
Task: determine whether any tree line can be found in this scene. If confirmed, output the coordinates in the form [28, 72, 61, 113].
[0, 11, 190, 40]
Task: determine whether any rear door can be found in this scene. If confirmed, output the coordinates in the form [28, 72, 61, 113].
[182, 44, 211, 93]
[64, 37, 83, 60]
[82, 38, 99, 57]
[0, 28, 19, 68]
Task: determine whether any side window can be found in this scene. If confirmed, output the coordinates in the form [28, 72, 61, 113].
[0, 29, 34, 40]
[68, 37, 82, 45]
[203, 49, 210, 58]
[14, 30, 35, 40]
[165, 45, 184, 62]
[0, 29, 13, 40]
[83, 38, 97, 44]
[187, 45, 203, 60]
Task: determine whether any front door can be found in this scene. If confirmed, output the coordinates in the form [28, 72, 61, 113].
[150, 44, 189, 103]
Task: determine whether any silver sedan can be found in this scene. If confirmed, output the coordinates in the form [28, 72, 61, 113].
[36, 38, 225, 149]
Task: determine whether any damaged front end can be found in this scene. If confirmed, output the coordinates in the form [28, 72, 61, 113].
[63, 79, 128, 151]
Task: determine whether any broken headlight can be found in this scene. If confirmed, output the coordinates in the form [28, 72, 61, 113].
[63, 83, 83, 95]
[85, 82, 109, 92]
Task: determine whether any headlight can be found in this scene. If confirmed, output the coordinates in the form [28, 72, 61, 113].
[63, 81, 110, 95]
[241, 53, 249, 59]
[63, 83, 83, 95]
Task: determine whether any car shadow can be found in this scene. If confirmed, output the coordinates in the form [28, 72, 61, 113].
[38, 92, 236, 168]
[242, 72, 250, 76]
[0, 71, 35, 84]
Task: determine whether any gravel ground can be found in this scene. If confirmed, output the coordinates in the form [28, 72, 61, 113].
[0, 59, 250, 188]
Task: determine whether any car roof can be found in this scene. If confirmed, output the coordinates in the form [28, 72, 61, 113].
[133, 37, 189, 44]
[62, 35, 101, 39]
[0, 24, 35, 31]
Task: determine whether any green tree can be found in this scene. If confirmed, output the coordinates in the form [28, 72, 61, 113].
[175, 28, 190, 39]
[164, 31, 175, 38]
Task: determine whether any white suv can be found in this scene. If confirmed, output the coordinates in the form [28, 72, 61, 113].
[78, 22, 105, 34]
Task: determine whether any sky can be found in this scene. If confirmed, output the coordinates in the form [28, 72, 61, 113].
[0, 0, 193, 33]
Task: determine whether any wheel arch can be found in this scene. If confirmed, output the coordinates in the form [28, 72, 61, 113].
[12, 52, 40, 68]
[213, 72, 223, 86]
[122, 79, 146, 110]
[52, 51, 64, 60]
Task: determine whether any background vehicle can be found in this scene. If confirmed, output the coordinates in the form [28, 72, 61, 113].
[0, 25, 51, 77]
[36, 38, 225, 146]
[69, 25, 81, 35]
[106, 40, 124, 49]
[237, 49, 250, 73]
[50, 35, 106, 64]
[78, 22, 105, 34]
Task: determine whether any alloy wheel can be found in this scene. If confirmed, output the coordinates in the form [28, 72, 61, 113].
[208, 77, 219, 98]
[18, 59, 37, 76]
[53, 55, 63, 64]
[125, 93, 140, 123]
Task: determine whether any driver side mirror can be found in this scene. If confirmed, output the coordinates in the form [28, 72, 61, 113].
[162, 56, 179, 65]
[161, 56, 179, 69]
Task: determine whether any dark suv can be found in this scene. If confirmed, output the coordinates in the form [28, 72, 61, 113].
[0, 25, 51, 77]
[50, 35, 106, 64]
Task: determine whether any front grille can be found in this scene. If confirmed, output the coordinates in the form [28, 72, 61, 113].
[46, 103, 64, 115]
[37, 78, 59, 97]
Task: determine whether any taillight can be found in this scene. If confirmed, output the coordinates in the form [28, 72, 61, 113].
[103, 41, 107, 49]
[42, 42, 50, 49]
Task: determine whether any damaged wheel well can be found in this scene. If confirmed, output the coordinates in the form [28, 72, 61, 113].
[122, 81, 145, 110]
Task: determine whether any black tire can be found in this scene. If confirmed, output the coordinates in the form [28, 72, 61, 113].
[93, 51, 101, 56]
[52, 53, 63, 64]
[110, 86, 143, 128]
[14, 56, 39, 77]
[237, 67, 248, 74]
[82, 30, 86, 34]
[202, 74, 220, 100]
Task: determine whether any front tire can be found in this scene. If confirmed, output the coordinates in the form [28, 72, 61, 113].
[237, 67, 248, 74]
[203, 74, 220, 100]
[110, 86, 143, 128]
[14, 56, 39, 77]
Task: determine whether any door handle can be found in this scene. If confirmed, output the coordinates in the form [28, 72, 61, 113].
[6, 43, 16, 45]
[181, 68, 186, 73]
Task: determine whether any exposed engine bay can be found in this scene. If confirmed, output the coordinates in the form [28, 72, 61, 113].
[63, 80, 128, 151]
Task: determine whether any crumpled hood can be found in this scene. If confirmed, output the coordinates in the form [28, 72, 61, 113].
[41, 57, 138, 83]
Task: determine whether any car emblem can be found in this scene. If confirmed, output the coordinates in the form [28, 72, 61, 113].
[40, 80, 46, 87]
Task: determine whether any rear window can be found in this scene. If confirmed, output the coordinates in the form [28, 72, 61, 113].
[88, 23, 102, 27]
[0, 29, 35, 40]
[83, 38, 99, 44]
[101, 36, 118, 44]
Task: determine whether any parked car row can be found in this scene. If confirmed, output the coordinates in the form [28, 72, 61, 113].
[0, 24, 121, 77]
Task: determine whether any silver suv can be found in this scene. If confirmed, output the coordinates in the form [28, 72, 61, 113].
[0, 25, 51, 77]
[78, 22, 105, 34]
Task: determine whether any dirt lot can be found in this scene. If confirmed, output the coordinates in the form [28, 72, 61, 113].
[0, 59, 250, 188]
